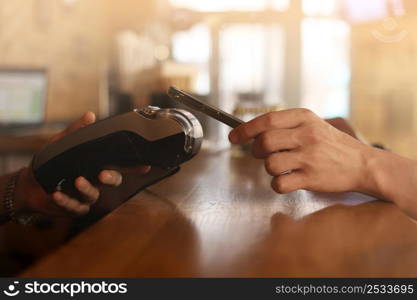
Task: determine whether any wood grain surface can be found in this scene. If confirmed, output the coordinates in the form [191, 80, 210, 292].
[21, 148, 417, 277]
[0, 135, 50, 154]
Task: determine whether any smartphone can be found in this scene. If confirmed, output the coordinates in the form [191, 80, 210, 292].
[168, 86, 244, 128]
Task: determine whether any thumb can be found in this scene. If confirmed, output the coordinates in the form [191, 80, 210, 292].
[50, 112, 96, 143]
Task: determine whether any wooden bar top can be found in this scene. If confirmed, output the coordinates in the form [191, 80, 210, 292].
[21, 148, 417, 277]
[0, 135, 51, 154]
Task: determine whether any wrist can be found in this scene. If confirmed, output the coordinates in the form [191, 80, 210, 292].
[3, 168, 39, 225]
[359, 147, 417, 220]
[14, 167, 46, 214]
[358, 145, 392, 199]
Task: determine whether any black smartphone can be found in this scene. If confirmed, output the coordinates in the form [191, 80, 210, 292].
[168, 86, 244, 128]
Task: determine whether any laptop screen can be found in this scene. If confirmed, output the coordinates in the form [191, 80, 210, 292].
[0, 69, 47, 125]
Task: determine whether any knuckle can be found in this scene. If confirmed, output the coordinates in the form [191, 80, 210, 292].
[251, 144, 263, 159]
[65, 200, 78, 212]
[54, 195, 67, 207]
[303, 147, 317, 163]
[297, 108, 314, 118]
[264, 156, 277, 175]
[259, 132, 275, 153]
[289, 130, 300, 146]
[239, 126, 250, 140]
[264, 112, 277, 127]
[297, 153, 309, 169]
[86, 186, 96, 199]
[302, 125, 321, 144]
[91, 188, 100, 200]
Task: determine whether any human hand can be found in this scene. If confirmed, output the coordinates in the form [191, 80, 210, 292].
[325, 117, 357, 138]
[228, 109, 377, 195]
[16, 112, 150, 216]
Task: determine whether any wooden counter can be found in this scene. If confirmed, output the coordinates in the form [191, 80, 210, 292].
[21, 148, 417, 277]
[0, 135, 50, 154]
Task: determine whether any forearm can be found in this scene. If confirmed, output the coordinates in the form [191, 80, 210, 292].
[363, 147, 417, 219]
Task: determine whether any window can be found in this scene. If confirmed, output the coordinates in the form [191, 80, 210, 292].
[169, 0, 290, 12]
[343, 0, 405, 23]
[303, 0, 338, 16]
[169, 0, 352, 120]
[172, 24, 210, 94]
[302, 18, 350, 118]
[219, 24, 284, 110]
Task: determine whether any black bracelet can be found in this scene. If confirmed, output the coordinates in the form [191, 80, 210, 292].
[3, 169, 35, 225]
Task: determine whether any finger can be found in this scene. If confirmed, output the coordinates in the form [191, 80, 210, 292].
[75, 176, 100, 203]
[63, 112, 96, 135]
[229, 108, 315, 144]
[264, 151, 303, 176]
[271, 172, 307, 194]
[53, 192, 90, 215]
[99, 170, 123, 187]
[252, 129, 299, 158]
[50, 112, 96, 142]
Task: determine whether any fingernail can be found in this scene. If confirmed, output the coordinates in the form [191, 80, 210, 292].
[83, 112, 95, 125]
[104, 172, 113, 181]
[78, 177, 88, 189]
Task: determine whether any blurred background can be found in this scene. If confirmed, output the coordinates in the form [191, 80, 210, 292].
[1, 0, 417, 175]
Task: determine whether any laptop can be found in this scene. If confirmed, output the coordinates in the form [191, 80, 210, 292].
[0, 69, 48, 133]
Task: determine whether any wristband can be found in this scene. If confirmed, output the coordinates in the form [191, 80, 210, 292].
[3, 169, 36, 225]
